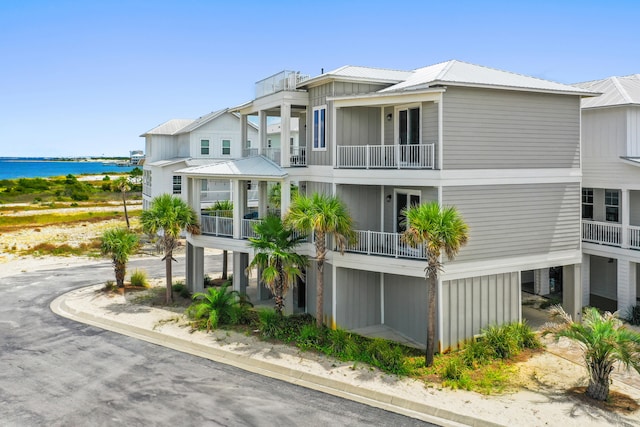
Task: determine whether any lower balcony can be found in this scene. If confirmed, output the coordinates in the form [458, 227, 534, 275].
[582, 220, 640, 250]
[345, 230, 427, 260]
[337, 144, 435, 169]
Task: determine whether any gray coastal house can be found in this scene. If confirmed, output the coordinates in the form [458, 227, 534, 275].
[576, 75, 640, 314]
[171, 62, 596, 351]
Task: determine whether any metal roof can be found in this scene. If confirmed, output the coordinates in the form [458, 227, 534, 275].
[299, 65, 412, 88]
[141, 119, 194, 136]
[146, 157, 189, 167]
[575, 75, 640, 108]
[175, 156, 287, 180]
[379, 60, 597, 96]
[176, 109, 228, 134]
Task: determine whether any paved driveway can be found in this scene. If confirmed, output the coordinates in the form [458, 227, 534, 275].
[0, 258, 432, 426]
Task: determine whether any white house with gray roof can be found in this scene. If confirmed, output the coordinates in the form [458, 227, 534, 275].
[173, 61, 596, 352]
[575, 74, 640, 314]
[140, 109, 259, 210]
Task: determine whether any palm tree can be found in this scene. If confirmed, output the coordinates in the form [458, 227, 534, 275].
[247, 215, 306, 315]
[286, 193, 355, 327]
[187, 283, 251, 331]
[268, 182, 299, 209]
[544, 305, 640, 401]
[402, 201, 469, 367]
[112, 176, 132, 228]
[100, 227, 139, 288]
[140, 194, 201, 303]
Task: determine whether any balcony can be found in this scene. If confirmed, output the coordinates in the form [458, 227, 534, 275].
[337, 144, 435, 169]
[582, 220, 640, 250]
[255, 70, 310, 98]
[242, 146, 307, 166]
[345, 230, 427, 260]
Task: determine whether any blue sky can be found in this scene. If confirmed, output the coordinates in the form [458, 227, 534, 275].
[0, 0, 638, 157]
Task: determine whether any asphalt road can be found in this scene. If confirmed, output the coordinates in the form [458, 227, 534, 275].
[0, 257, 434, 426]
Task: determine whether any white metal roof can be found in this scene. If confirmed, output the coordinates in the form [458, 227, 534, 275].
[175, 156, 287, 180]
[176, 109, 228, 134]
[146, 157, 189, 167]
[299, 65, 412, 88]
[141, 119, 194, 136]
[575, 75, 640, 108]
[380, 60, 597, 96]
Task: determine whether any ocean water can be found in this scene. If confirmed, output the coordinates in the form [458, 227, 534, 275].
[0, 158, 137, 180]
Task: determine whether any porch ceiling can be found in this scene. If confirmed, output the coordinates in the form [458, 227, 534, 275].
[175, 156, 288, 180]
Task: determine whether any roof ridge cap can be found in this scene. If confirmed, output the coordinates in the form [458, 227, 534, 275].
[611, 76, 634, 104]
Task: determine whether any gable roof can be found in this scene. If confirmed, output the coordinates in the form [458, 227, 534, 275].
[379, 60, 597, 96]
[176, 109, 228, 134]
[298, 65, 412, 88]
[175, 156, 287, 180]
[575, 75, 640, 108]
[141, 119, 194, 136]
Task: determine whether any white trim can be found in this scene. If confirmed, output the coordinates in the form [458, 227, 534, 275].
[312, 105, 327, 151]
[518, 271, 522, 321]
[437, 94, 443, 171]
[393, 188, 421, 232]
[380, 273, 385, 324]
[437, 277, 443, 354]
[394, 103, 422, 147]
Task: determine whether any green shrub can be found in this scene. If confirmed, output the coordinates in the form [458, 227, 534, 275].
[130, 269, 149, 288]
[461, 338, 493, 367]
[104, 280, 117, 292]
[296, 323, 325, 350]
[187, 283, 250, 330]
[363, 338, 408, 375]
[172, 282, 191, 299]
[625, 305, 640, 326]
[324, 328, 361, 360]
[257, 308, 286, 339]
[539, 296, 561, 309]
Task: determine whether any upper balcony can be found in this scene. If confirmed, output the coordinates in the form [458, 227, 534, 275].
[337, 144, 435, 169]
[582, 220, 640, 250]
[255, 71, 310, 99]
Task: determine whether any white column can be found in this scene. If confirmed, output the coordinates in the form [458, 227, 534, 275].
[258, 181, 268, 217]
[240, 114, 248, 157]
[281, 103, 291, 167]
[259, 111, 267, 156]
[617, 259, 634, 312]
[582, 253, 591, 307]
[534, 268, 550, 295]
[232, 179, 241, 239]
[563, 264, 582, 322]
[280, 178, 291, 218]
[622, 189, 630, 248]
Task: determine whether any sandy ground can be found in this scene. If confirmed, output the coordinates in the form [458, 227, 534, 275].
[3, 207, 640, 426]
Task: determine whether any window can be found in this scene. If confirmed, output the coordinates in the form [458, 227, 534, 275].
[395, 190, 421, 232]
[172, 175, 182, 195]
[222, 139, 231, 155]
[398, 107, 420, 145]
[605, 189, 619, 222]
[582, 188, 593, 219]
[313, 106, 326, 150]
[200, 139, 210, 155]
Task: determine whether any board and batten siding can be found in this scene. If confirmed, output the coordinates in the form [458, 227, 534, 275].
[336, 107, 381, 146]
[383, 274, 427, 347]
[308, 84, 333, 166]
[337, 184, 380, 231]
[441, 272, 519, 350]
[442, 87, 580, 169]
[336, 268, 381, 330]
[442, 183, 580, 263]
[304, 181, 333, 197]
[630, 191, 640, 226]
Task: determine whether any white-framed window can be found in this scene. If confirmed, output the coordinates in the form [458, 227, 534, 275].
[200, 139, 210, 155]
[172, 175, 182, 195]
[396, 105, 421, 146]
[313, 105, 326, 150]
[582, 188, 593, 219]
[222, 139, 231, 156]
[394, 189, 421, 232]
[605, 189, 619, 222]
[201, 179, 208, 191]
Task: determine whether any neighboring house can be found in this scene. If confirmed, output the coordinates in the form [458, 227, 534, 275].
[575, 75, 640, 314]
[172, 62, 595, 351]
[265, 118, 300, 159]
[129, 150, 145, 165]
[140, 109, 259, 210]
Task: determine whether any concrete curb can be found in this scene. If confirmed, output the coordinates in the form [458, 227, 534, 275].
[51, 288, 503, 427]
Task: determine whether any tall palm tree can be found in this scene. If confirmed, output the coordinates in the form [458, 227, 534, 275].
[247, 215, 306, 315]
[286, 193, 355, 327]
[402, 201, 469, 367]
[544, 305, 640, 401]
[112, 176, 132, 229]
[101, 227, 139, 288]
[141, 194, 200, 303]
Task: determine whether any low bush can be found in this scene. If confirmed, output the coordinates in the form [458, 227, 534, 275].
[187, 283, 252, 331]
[130, 270, 149, 288]
[625, 305, 640, 326]
[172, 282, 191, 299]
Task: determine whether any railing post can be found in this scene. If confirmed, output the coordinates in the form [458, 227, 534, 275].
[365, 145, 370, 169]
[367, 230, 371, 255]
[336, 147, 340, 168]
[396, 144, 400, 169]
[395, 233, 399, 258]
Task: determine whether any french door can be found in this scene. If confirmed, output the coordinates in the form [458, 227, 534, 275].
[395, 190, 421, 232]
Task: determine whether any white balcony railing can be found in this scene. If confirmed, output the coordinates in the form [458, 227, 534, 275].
[629, 226, 640, 250]
[337, 144, 435, 169]
[200, 214, 233, 237]
[242, 146, 306, 167]
[290, 146, 306, 166]
[242, 219, 261, 239]
[345, 230, 427, 260]
[582, 220, 622, 246]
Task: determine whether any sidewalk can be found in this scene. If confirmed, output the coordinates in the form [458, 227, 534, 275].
[51, 285, 640, 427]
